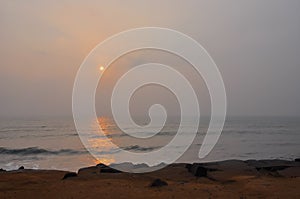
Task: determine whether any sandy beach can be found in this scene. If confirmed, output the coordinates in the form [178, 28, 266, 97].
[0, 159, 299, 199]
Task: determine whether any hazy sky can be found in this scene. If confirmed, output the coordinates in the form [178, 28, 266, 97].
[0, 0, 300, 118]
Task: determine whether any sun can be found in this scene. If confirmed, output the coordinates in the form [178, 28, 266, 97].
[99, 66, 104, 71]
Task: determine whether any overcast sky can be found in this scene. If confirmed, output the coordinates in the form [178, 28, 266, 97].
[0, 0, 300, 118]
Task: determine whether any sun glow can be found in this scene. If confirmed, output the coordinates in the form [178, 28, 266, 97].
[99, 66, 104, 71]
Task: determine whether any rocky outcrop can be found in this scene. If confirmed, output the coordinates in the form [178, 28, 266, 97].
[187, 159, 300, 179]
[77, 163, 122, 176]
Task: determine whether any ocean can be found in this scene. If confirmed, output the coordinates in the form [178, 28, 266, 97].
[0, 116, 299, 171]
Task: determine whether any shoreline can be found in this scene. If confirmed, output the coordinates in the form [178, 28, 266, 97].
[0, 159, 299, 198]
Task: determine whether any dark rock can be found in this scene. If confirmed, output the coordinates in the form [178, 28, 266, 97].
[18, 166, 24, 170]
[278, 167, 300, 177]
[0, 168, 6, 172]
[100, 167, 121, 173]
[150, 179, 168, 187]
[78, 166, 100, 175]
[255, 166, 291, 172]
[109, 162, 167, 173]
[244, 159, 300, 177]
[295, 158, 300, 162]
[187, 163, 220, 177]
[77, 163, 122, 175]
[187, 160, 300, 180]
[246, 159, 300, 175]
[190, 165, 208, 177]
[96, 163, 109, 169]
[95, 163, 121, 173]
[256, 169, 281, 177]
[188, 160, 258, 181]
[245, 159, 298, 168]
[62, 172, 77, 180]
[185, 164, 192, 170]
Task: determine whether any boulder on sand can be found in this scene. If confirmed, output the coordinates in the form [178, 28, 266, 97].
[150, 179, 168, 187]
[187, 160, 258, 181]
[78, 166, 100, 176]
[78, 163, 122, 176]
[187, 164, 209, 177]
[246, 159, 300, 176]
[62, 172, 77, 180]
[96, 163, 121, 173]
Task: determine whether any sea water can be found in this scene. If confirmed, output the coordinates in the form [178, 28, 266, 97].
[0, 116, 299, 171]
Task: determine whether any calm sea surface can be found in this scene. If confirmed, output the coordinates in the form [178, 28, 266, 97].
[0, 116, 299, 171]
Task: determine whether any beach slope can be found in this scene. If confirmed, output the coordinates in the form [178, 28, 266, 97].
[0, 159, 299, 198]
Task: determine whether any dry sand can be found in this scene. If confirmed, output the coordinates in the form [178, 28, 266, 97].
[0, 160, 299, 199]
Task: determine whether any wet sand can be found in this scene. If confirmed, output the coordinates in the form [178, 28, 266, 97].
[0, 159, 299, 198]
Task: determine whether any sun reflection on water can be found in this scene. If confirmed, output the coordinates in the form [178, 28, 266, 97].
[86, 117, 116, 165]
